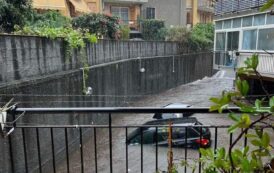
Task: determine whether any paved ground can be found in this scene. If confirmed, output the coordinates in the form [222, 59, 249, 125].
[56, 69, 274, 173]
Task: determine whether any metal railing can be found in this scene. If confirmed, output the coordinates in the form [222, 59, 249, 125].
[215, 0, 268, 16]
[1, 107, 272, 173]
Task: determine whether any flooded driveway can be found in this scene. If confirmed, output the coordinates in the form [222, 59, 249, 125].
[55, 69, 274, 173]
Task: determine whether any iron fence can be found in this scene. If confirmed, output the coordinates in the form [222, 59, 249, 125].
[0, 107, 272, 173]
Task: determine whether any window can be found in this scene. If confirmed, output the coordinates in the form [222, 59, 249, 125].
[258, 28, 274, 50]
[233, 18, 241, 28]
[227, 31, 239, 51]
[223, 19, 232, 29]
[111, 7, 129, 23]
[242, 30, 257, 50]
[146, 7, 155, 19]
[143, 130, 155, 144]
[215, 21, 222, 30]
[266, 13, 274, 24]
[254, 14, 265, 26]
[187, 12, 192, 25]
[215, 33, 226, 50]
[242, 16, 253, 27]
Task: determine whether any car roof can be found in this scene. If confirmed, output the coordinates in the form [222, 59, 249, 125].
[144, 117, 198, 126]
[164, 103, 191, 108]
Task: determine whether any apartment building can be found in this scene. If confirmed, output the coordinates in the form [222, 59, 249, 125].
[214, 0, 274, 74]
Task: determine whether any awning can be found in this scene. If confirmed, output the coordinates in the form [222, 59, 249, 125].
[69, 0, 90, 13]
[32, 0, 67, 10]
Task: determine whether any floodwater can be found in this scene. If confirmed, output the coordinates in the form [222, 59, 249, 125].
[56, 69, 274, 173]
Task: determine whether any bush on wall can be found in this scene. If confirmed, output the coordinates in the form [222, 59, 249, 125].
[0, 0, 32, 33]
[71, 13, 120, 39]
[25, 10, 71, 28]
[141, 19, 166, 41]
[119, 25, 130, 40]
[190, 23, 214, 51]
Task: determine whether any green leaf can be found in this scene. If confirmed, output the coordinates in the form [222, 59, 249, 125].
[242, 146, 249, 156]
[269, 96, 274, 107]
[241, 158, 251, 173]
[210, 97, 220, 104]
[199, 148, 207, 156]
[251, 54, 259, 70]
[238, 114, 251, 128]
[255, 128, 263, 138]
[218, 148, 226, 159]
[241, 80, 249, 96]
[251, 139, 262, 147]
[218, 104, 228, 113]
[245, 133, 257, 138]
[261, 132, 270, 148]
[209, 105, 220, 112]
[229, 113, 240, 122]
[228, 123, 239, 133]
[255, 99, 262, 110]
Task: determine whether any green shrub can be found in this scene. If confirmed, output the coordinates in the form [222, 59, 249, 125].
[166, 27, 191, 43]
[25, 10, 71, 28]
[189, 23, 214, 50]
[165, 24, 214, 51]
[141, 19, 166, 41]
[119, 25, 130, 40]
[71, 13, 120, 39]
[0, 0, 32, 33]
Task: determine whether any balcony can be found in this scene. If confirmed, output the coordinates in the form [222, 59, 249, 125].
[215, 0, 268, 16]
[103, 0, 148, 4]
[198, 0, 214, 13]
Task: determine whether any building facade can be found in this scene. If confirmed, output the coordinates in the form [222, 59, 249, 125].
[102, 0, 147, 29]
[141, 0, 187, 27]
[186, 0, 214, 27]
[213, 0, 274, 74]
[141, 0, 213, 28]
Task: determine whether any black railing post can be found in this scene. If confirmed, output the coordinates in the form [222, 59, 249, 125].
[198, 127, 202, 173]
[79, 128, 84, 173]
[109, 113, 113, 173]
[36, 128, 42, 173]
[8, 135, 14, 173]
[65, 128, 70, 173]
[94, 128, 98, 173]
[155, 127, 158, 172]
[50, 128, 56, 173]
[126, 127, 128, 173]
[22, 128, 29, 173]
[184, 127, 188, 173]
[141, 127, 143, 173]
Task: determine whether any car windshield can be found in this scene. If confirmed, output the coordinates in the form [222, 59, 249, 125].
[161, 113, 183, 119]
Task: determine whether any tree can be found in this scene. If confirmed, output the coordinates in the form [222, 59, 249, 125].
[261, 0, 274, 11]
[0, 0, 32, 33]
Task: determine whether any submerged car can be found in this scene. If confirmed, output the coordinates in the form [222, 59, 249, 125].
[153, 103, 193, 119]
[127, 117, 211, 148]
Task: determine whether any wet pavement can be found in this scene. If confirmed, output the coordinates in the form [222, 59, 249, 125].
[56, 69, 274, 173]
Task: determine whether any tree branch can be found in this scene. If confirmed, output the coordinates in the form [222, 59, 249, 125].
[228, 113, 272, 171]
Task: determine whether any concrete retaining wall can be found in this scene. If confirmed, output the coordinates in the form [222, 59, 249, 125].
[0, 35, 179, 86]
